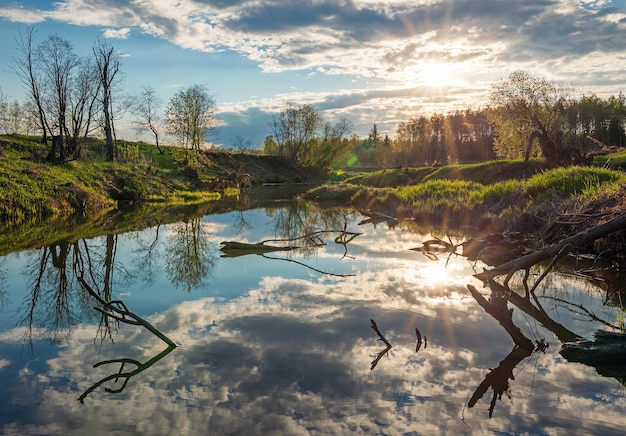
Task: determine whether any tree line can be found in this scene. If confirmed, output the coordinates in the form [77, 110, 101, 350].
[2, 27, 625, 171]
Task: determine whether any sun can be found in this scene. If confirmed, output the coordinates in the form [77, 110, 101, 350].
[416, 62, 459, 87]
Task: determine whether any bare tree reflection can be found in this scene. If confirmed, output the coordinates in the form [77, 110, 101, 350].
[269, 203, 356, 258]
[165, 217, 218, 293]
[130, 224, 163, 287]
[16, 233, 134, 351]
[0, 257, 7, 309]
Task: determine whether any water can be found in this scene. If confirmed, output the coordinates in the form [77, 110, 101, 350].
[0, 202, 625, 435]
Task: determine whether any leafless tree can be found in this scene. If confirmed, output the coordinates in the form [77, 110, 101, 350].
[11, 26, 50, 144]
[67, 57, 100, 151]
[128, 85, 164, 154]
[93, 37, 121, 161]
[36, 33, 80, 160]
[0, 87, 8, 134]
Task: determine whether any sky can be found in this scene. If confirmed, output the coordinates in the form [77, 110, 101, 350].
[0, 0, 625, 148]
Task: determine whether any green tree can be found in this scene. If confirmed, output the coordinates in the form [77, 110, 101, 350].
[165, 84, 218, 151]
[263, 135, 278, 155]
[270, 104, 352, 170]
[489, 70, 584, 165]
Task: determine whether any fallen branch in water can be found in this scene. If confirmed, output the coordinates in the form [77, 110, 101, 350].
[474, 213, 626, 286]
[415, 328, 428, 353]
[467, 284, 534, 351]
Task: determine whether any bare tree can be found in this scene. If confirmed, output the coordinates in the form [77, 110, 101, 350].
[36, 34, 80, 160]
[93, 38, 121, 161]
[230, 135, 253, 154]
[271, 104, 321, 164]
[67, 57, 100, 151]
[270, 104, 352, 170]
[0, 87, 8, 134]
[11, 27, 50, 144]
[128, 86, 164, 154]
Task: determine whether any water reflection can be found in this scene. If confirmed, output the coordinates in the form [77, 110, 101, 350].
[165, 218, 218, 293]
[0, 203, 626, 434]
[77, 276, 177, 403]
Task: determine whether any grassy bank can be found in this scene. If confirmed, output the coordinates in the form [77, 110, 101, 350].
[307, 160, 626, 238]
[0, 134, 315, 225]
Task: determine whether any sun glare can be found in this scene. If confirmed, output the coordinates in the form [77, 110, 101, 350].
[418, 262, 452, 287]
[415, 62, 459, 87]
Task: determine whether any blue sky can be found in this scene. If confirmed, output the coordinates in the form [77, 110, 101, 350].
[1, 0, 625, 148]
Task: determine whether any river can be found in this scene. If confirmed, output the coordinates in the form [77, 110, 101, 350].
[0, 197, 624, 435]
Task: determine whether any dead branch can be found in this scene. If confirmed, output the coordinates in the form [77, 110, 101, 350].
[77, 343, 176, 403]
[77, 275, 177, 402]
[475, 213, 626, 285]
[261, 254, 356, 277]
[79, 275, 175, 347]
[415, 328, 428, 353]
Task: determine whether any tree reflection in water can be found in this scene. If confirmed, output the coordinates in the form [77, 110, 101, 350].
[165, 217, 218, 293]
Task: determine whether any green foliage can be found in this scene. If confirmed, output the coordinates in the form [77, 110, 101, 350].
[522, 166, 625, 205]
[346, 160, 626, 230]
[114, 170, 149, 201]
[165, 84, 218, 150]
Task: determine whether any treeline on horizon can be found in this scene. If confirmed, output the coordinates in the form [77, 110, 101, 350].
[1, 26, 625, 171]
[343, 92, 626, 169]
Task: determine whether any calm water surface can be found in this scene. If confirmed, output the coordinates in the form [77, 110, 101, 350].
[0, 202, 625, 435]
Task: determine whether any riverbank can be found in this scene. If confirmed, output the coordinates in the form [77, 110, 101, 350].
[304, 159, 626, 263]
[0, 135, 319, 225]
[2, 134, 626, 265]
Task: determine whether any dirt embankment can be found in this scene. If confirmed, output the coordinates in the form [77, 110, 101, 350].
[204, 152, 323, 185]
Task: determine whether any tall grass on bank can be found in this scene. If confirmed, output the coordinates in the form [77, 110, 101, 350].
[350, 166, 626, 226]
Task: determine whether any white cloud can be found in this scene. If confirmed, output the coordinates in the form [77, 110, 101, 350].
[102, 27, 131, 39]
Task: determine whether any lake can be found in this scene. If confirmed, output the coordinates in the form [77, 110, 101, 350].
[0, 198, 625, 435]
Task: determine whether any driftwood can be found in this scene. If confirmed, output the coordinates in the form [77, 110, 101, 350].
[370, 319, 392, 370]
[560, 330, 626, 364]
[220, 241, 300, 258]
[358, 210, 398, 227]
[475, 213, 626, 285]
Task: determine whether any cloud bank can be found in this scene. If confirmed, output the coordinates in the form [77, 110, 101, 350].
[1, 0, 625, 143]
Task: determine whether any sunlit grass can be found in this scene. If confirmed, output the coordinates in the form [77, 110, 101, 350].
[0, 134, 228, 224]
[348, 164, 626, 229]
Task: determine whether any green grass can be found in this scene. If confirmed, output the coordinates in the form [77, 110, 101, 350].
[344, 159, 547, 187]
[593, 149, 626, 170]
[345, 164, 626, 230]
[0, 134, 232, 224]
